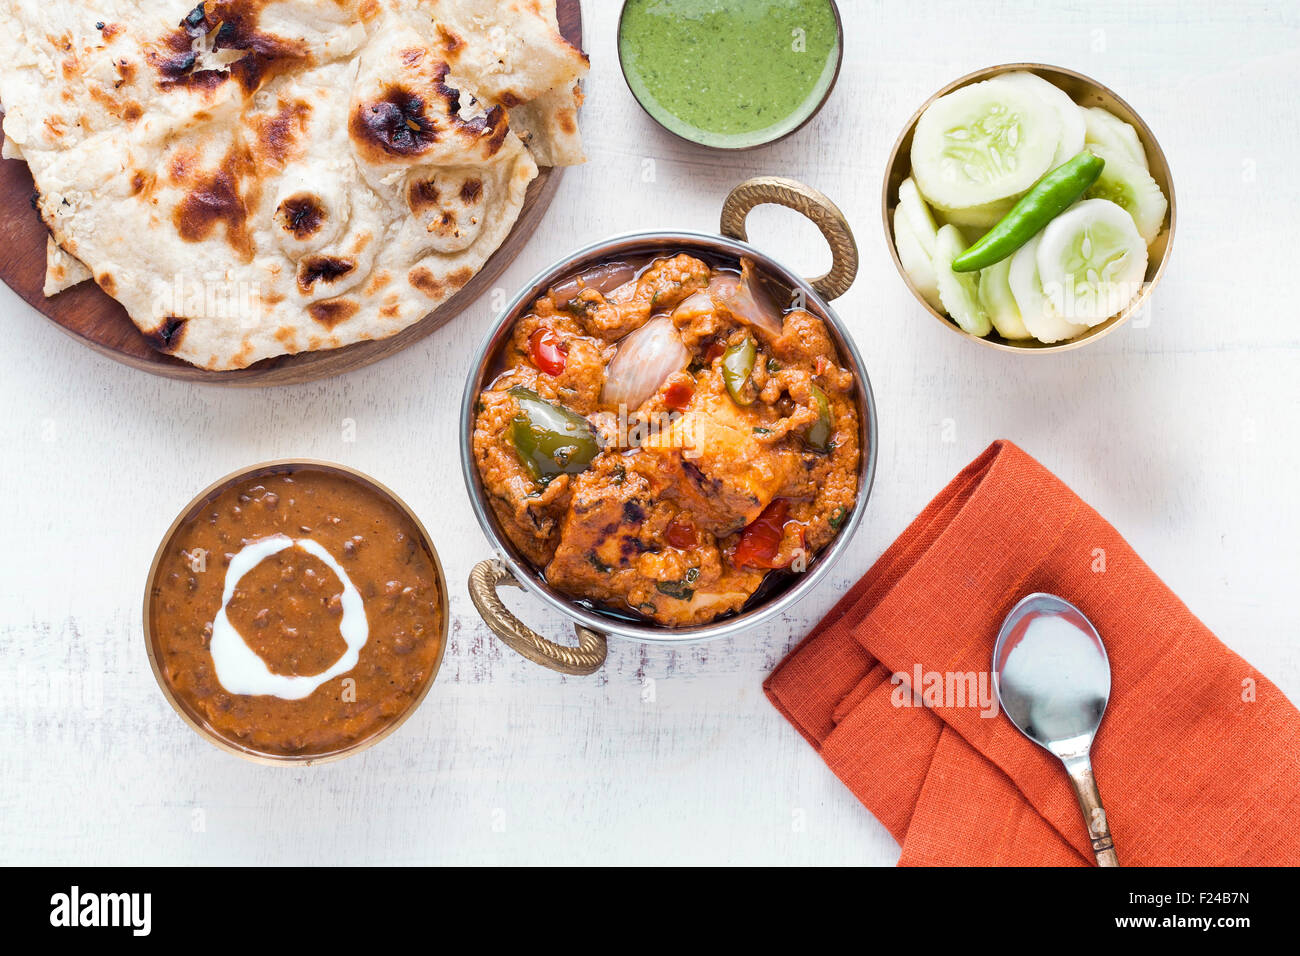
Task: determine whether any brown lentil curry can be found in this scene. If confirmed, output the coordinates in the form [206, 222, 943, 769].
[150, 468, 443, 757]
[473, 253, 859, 627]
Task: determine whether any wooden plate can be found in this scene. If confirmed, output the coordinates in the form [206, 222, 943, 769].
[0, 1, 581, 386]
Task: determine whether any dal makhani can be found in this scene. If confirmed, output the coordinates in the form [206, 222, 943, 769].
[148, 466, 444, 757]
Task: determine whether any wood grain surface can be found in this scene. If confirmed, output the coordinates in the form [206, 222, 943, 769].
[0, 0, 580, 386]
[1, 1, 1297, 866]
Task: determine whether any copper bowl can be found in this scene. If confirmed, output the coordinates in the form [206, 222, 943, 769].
[883, 63, 1176, 353]
[142, 460, 449, 765]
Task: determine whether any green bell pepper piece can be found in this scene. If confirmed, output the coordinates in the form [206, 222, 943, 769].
[508, 386, 600, 482]
[721, 337, 757, 406]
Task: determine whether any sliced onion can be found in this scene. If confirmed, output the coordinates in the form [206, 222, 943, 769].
[549, 261, 639, 308]
[601, 316, 690, 411]
[707, 259, 783, 338]
[670, 291, 714, 322]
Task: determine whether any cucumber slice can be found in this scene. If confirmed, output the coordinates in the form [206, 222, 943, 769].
[1036, 199, 1148, 326]
[978, 257, 1032, 339]
[934, 195, 1017, 229]
[1082, 107, 1147, 169]
[1084, 148, 1168, 244]
[893, 206, 943, 312]
[934, 224, 992, 336]
[999, 71, 1086, 169]
[1009, 234, 1089, 344]
[910, 77, 1061, 211]
[897, 177, 939, 257]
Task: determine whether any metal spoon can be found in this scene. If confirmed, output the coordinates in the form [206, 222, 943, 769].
[992, 593, 1120, 867]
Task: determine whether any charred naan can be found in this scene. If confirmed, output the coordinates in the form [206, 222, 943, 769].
[0, 0, 586, 370]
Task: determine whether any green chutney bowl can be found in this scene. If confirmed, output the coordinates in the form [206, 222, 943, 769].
[617, 0, 844, 150]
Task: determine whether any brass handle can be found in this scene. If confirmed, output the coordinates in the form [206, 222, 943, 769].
[719, 176, 859, 301]
[1063, 754, 1120, 867]
[468, 559, 607, 675]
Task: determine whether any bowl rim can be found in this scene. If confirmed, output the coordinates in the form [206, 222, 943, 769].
[459, 229, 877, 645]
[881, 61, 1178, 353]
[615, 0, 845, 152]
[141, 458, 450, 766]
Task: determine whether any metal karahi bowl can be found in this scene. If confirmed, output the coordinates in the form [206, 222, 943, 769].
[883, 63, 1177, 353]
[461, 177, 877, 674]
[143, 459, 449, 765]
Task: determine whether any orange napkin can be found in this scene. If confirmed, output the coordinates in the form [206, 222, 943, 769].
[766, 441, 1300, 865]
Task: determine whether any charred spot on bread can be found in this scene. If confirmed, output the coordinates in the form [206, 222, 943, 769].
[351, 61, 510, 164]
[436, 25, 464, 54]
[408, 266, 444, 299]
[408, 265, 474, 300]
[160, 49, 197, 80]
[277, 194, 326, 239]
[154, 2, 309, 95]
[148, 317, 189, 353]
[173, 147, 258, 261]
[308, 298, 359, 328]
[182, 2, 208, 35]
[251, 99, 312, 167]
[459, 178, 483, 204]
[407, 178, 440, 212]
[298, 256, 355, 292]
[115, 58, 136, 87]
[465, 105, 510, 157]
[353, 85, 438, 157]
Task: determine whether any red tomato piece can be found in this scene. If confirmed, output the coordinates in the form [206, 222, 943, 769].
[529, 328, 566, 376]
[663, 379, 695, 411]
[665, 516, 697, 549]
[731, 499, 791, 570]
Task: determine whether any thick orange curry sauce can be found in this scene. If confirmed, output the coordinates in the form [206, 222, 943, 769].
[150, 469, 442, 756]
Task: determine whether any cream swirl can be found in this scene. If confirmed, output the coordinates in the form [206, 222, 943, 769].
[209, 535, 368, 700]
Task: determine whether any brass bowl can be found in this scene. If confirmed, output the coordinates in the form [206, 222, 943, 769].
[882, 63, 1176, 353]
[142, 460, 449, 766]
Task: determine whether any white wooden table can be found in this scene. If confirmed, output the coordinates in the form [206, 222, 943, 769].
[2, 1, 1297, 866]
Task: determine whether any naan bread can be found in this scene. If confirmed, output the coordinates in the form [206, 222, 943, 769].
[0, 0, 586, 370]
[45, 236, 93, 296]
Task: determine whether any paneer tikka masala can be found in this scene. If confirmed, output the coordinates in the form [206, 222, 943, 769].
[473, 252, 860, 627]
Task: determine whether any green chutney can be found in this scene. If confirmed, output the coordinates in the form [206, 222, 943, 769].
[618, 0, 841, 149]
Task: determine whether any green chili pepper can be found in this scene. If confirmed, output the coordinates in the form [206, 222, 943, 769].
[804, 385, 833, 452]
[508, 386, 600, 482]
[951, 151, 1106, 273]
[721, 337, 757, 406]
